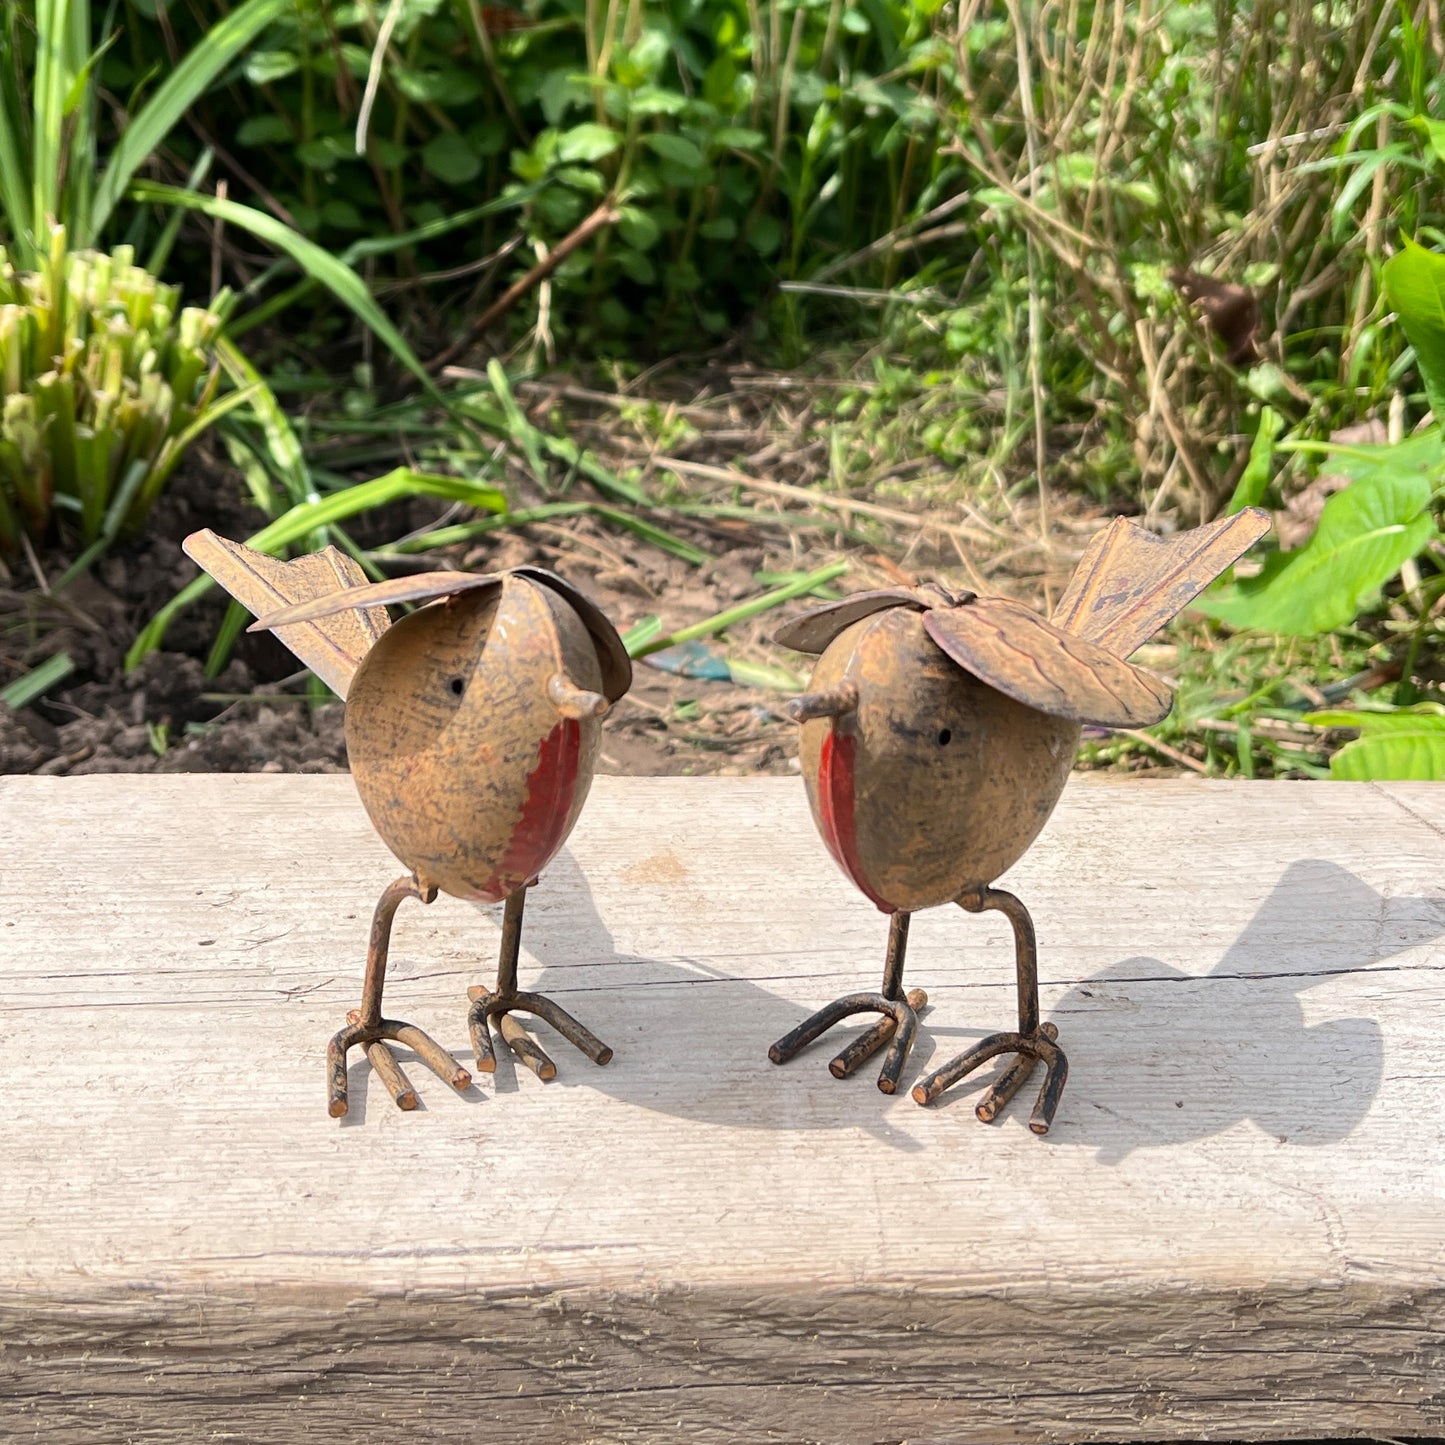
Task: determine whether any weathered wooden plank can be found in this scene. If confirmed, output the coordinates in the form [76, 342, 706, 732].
[0, 774, 1441, 1442]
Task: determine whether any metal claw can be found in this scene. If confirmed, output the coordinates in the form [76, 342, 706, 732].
[770, 912, 927, 1094]
[909, 887, 1071, 1132]
[912, 1025, 1068, 1135]
[327, 876, 471, 1119]
[466, 887, 613, 1082]
[828, 988, 929, 1079]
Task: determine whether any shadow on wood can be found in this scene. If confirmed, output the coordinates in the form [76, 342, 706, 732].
[931, 859, 1441, 1160]
[447, 845, 940, 1151]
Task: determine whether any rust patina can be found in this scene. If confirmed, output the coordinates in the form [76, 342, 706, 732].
[769, 509, 1272, 1134]
[183, 533, 630, 1119]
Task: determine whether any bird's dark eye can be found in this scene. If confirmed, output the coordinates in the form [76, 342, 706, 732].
[449, 677, 466, 698]
[937, 728, 952, 746]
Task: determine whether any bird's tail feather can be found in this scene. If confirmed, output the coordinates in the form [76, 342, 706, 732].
[1051, 508, 1270, 659]
[182, 530, 389, 699]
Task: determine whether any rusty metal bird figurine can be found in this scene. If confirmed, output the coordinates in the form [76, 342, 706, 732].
[768, 509, 1271, 1135]
[183, 531, 631, 1118]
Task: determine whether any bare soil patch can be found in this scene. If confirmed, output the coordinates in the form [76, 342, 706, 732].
[0, 365, 1104, 780]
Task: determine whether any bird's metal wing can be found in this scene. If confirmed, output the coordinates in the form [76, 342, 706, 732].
[1051, 508, 1270, 658]
[514, 566, 632, 702]
[182, 530, 390, 700]
[773, 589, 926, 654]
[923, 597, 1173, 728]
[249, 571, 503, 632]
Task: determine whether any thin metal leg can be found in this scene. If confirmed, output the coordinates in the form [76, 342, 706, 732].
[768, 912, 928, 1095]
[911, 888, 1068, 1135]
[466, 884, 614, 1082]
[327, 875, 472, 1120]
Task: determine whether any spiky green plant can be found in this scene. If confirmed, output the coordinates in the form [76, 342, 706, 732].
[0, 227, 238, 555]
[0, 0, 287, 267]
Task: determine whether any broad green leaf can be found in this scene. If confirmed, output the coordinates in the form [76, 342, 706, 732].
[1197, 467, 1434, 635]
[643, 133, 705, 170]
[237, 114, 293, 146]
[130, 183, 439, 396]
[748, 214, 784, 257]
[1330, 725, 1445, 780]
[243, 49, 299, 85]
[629, 86, 689, 117]
[1227, 406, 1281, 514]
[422, 133, 482, 186]
[699, 217, 737, 241]
[1306, 704, 1445, 732]
[617, 205, 661, 250]
[1383, 238, 1445, 422]
[712, 126, 766, 151]
[557, 123, 621, 163]
[93, 0, 290, 238]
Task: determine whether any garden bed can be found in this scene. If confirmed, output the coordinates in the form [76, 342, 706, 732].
[0, 362, 1113, 782]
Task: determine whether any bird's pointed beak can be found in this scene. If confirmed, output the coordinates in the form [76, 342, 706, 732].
[783, 682, 860, 723]
[547, 673, 610, 719]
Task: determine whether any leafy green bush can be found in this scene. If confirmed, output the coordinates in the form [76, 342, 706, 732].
[0, 231, 236, 556]
[0, 0, 286, 265]
[1198, 239, 1445, 779]
[127, 0, 960, 348]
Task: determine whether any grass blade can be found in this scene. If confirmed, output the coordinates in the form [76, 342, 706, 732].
[90, 0, 289, 238]
[1, 651, 75, 709]
[215, 337, 315, 508]
[629, 561, 848, 658]
[0, 19, 34, 260]
[590, 503, 710, 565]
[125, 469, 507, 669]
[486, 359, 549, 491]
[131, 182, 440, 396]
[227, 185, 541, 340]
[31, 0, 77, 249]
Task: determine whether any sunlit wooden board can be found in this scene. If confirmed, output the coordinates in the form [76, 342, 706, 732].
[0, 774, 1441, 1441]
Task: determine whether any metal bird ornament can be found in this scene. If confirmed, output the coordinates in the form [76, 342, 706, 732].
[183, 531, 632, 1118]
[768, 509, 1271, 1135]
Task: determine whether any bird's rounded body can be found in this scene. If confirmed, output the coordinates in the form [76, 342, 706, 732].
[798, 608, 1078, 913]
[346, 573, 604, 903]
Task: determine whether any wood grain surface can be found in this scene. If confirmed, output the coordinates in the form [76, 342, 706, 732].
[0, 774, 1441, 1442]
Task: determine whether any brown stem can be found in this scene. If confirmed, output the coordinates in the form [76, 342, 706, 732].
[427, 200, 620, 373]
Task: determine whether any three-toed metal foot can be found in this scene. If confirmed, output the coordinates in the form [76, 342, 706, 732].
[327, 875, 472, 1119]
[910, 886, 1069, 1135]
[329, 1011, 472, 1118]
[467, 884, 613, 1082]
[769, 912, 927, 1094]
[912, 1021, 1067, 1135]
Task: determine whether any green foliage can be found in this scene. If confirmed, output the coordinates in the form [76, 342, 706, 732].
[128, 0, 959, 349]
[131, 182, 437, 394]
[1198, 455, 1437, 635]
[1196, 236, 1445, 777]
[0, 0, 287, 266]
[125, 463, 509, 672]
[1384, 240, 1445, 421]
[1226, 408, 1282, 515]
[0, 232, 234, 555]
[1305, 707, 1445, 781]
